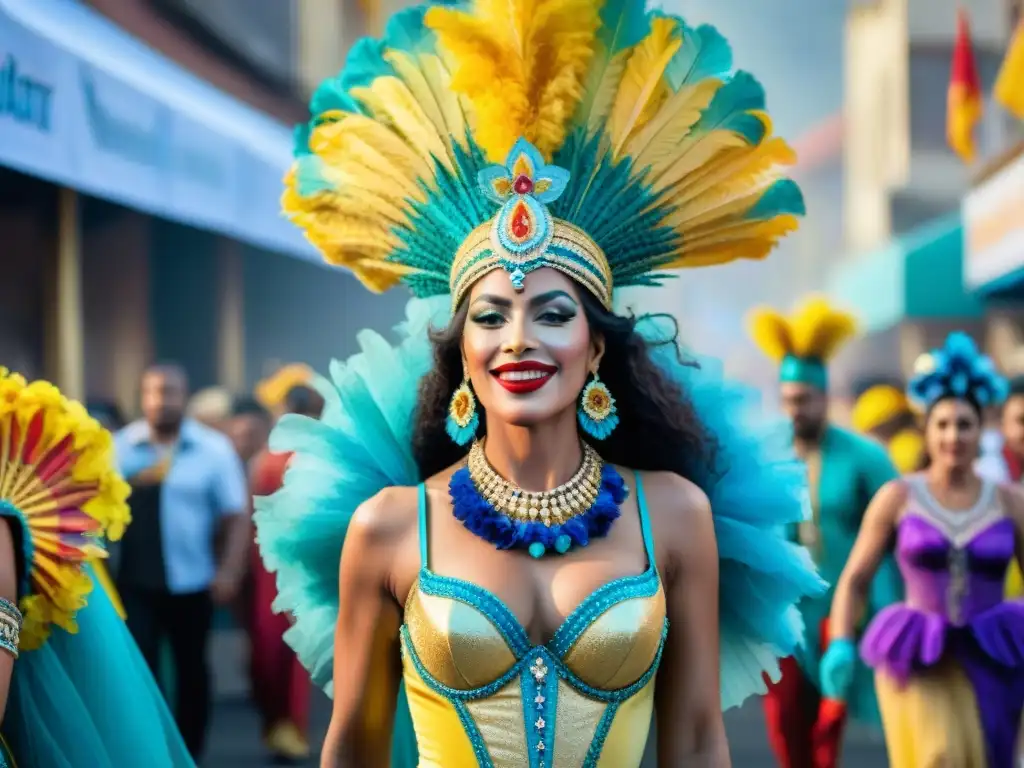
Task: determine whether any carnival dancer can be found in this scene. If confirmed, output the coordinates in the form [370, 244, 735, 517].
[0, 368, 194, 767]
[748, 297, 902, 768]
[254, 1, 826, 765]
[824, 332, 1024, 767]
[851, 383, 924, 474]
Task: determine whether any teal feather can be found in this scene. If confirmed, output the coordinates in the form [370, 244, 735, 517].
[571, 0, 650, 129]
[664, 21, 733, 90]
[309, 76, 363, 118]
[552, 131, 680, 285]
[691, 72, 767, 144]
[595, 0, 649, 53]
[391, 139, 492, 298]
[382, 6, 436, 54]
[292, 122, 312, 158]
[340, 38, 396, 95]
[293, 156, 335, 197]
[745, 179, 806, 220]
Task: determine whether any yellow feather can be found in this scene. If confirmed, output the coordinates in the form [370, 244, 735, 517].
[583, 48, 631, 135]
[417, 53, 471, 145]
[627, 79, 722, 172]
[747, 308, 794, 363]
[649, 127, 749, 193]
[789, 298, 858, 361]
[663, 181, 777, 232]
[677, 216, 801, 251]
[668, 218, 800, 268]
[384, 51, 467, 155]
[664, 136, 796, 210]
[426, 0, 600, 162]
[350, 78, 451, 167]
[609, 17, 681, 157]
[312, 122, 428, 202]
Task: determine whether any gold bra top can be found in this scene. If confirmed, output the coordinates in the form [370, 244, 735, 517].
[400, 475, 668, 767]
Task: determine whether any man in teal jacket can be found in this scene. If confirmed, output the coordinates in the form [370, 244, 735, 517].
[749, 298, 902, 768]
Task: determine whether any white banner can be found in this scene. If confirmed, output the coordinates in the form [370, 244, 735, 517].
[0, 0, 316, 261]
[964, 148, 1024, 290]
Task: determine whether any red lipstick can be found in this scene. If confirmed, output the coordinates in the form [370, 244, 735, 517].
[490, 361, 558, 394]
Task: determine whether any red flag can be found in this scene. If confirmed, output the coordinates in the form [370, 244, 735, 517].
[947, 7, 983, 163]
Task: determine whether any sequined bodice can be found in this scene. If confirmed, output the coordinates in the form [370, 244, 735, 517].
[896, 476, 1011, 625]
[400, 479, 667, 767]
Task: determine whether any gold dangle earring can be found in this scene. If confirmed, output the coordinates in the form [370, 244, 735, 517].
[446, 369, 479, 446]
[578, 370, 618, 440]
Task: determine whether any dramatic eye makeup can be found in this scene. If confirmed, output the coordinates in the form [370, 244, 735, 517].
[468, 289, 578, 326]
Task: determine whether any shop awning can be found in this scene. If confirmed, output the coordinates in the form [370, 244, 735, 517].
[0, 0, 317, 261]
[827, 212, 984, 333]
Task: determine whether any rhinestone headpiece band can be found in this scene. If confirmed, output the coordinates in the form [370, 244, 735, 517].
[450, 139, 612, 311]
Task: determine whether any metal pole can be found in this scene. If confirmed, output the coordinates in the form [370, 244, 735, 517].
[54, 187, 84, 400]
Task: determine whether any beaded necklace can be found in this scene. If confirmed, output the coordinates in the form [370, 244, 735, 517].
[448, 440, 628, 558]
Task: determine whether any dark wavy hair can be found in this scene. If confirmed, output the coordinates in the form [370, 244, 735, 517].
[412, 290, 718, 482]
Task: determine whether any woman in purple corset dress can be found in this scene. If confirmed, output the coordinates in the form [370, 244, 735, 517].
[822, 332, 1024, 767]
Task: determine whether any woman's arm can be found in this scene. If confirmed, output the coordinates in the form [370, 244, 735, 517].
[0, 518, 19, 722]
[321, 488, 408, 768]
[652, 474, 729, 768]
[828, 480, 905, 641]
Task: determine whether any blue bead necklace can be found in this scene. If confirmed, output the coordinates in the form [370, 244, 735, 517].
[449, 440, 627, 558]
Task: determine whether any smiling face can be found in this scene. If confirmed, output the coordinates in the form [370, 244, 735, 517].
[462, 268, 603, 429]
[925, 397, 981, 471]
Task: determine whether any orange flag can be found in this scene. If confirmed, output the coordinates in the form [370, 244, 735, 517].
[995, 21, 1024, 119]
[947, 7, 983, 163]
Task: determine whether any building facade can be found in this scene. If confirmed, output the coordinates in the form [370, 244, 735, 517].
[829, 0, 1018, 383]
[0, 0, 417, 416]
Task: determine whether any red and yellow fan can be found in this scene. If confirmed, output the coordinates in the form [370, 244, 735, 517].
[0, 368, 130, 650]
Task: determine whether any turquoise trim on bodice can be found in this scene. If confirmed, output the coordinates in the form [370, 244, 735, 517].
[406, 477, 667, 766]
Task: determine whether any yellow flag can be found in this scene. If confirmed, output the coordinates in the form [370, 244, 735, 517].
[995, 21, 1024, 119]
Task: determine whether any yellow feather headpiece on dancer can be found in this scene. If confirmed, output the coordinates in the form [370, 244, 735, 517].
[747, 296, 858, 391]
[283, 0, 804, 311]
[851, 385, 910, 433]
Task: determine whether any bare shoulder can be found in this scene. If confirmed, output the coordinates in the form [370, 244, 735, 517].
[347, 485, 421, 554]
[865, 478, 910, 526]
[630, 469, 712, 576]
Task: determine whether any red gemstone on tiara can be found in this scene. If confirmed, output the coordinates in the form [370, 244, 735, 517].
[511, 205, 531, 239]
[513, 175, 534, 195]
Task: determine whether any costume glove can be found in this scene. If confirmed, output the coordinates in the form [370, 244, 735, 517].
[819, 637, 857, 700]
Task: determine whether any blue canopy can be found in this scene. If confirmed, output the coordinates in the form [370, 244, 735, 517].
[0, 0, 317, 261]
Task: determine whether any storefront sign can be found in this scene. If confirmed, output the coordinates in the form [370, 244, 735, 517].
[0, 52, 51, 131]
[0, 0, 314, 261]
[964, 148, 1024, 290]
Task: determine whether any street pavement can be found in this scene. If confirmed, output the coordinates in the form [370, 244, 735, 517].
[204, 685, 890, 767]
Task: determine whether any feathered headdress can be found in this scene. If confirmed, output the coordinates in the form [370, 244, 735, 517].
[285, 0, 804, 309]
[851, 385, 911, 433]
[0, 369, 130, 650]
[908, 332, 1007, 410]
[747, 297, 858, 390]
[255, 364, 315, 412]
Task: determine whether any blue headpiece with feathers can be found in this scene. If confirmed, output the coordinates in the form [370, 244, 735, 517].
[907, 332, 1007, 410]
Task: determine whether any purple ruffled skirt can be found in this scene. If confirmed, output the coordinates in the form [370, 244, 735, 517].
[861, 601, 1024, 767]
